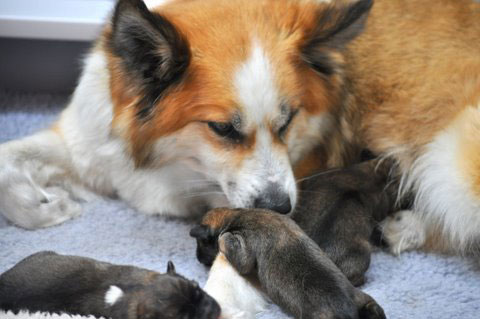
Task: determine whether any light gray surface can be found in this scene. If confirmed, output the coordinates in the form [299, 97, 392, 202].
[0, 91, 480, 319]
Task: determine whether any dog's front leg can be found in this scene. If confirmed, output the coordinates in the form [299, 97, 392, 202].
[0, 129, 90, 229]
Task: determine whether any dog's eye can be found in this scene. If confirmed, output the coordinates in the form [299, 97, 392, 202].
[208, 122, 243, 142]
[278, 109, 299, 138]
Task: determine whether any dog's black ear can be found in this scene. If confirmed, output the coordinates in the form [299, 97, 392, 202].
[109, 0, 190, 119]
[189, 225, 211, 240]
[219, 232, 255, 275]
[302, 0, 373, 75]
[166, 261, 176, 274]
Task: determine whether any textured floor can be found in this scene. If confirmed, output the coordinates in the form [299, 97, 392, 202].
[0, 91, 480, 319]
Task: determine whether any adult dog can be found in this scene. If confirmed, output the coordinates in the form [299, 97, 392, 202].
[0, 0, 479, 256]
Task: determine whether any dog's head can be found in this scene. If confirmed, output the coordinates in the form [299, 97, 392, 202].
[105, 0, 373, 213]
[115, 261, 220, 319]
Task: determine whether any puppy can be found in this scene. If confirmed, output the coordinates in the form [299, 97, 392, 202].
[192, 208, 386, 319]
[291, 158, 401, 286]
[0, 251, 220, 319]
[192, 159, 402, 286]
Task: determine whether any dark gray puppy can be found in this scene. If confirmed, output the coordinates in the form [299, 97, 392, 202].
[0, 251, 220, 319]
[191, 159, 402, 287]
[193, 208, 386, 319]
[291, 158, 401, 286]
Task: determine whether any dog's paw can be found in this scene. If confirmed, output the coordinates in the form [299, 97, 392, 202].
[380, 210, 426, 255]
[3, 180, 83, 229]
[36, 187, 83, 228]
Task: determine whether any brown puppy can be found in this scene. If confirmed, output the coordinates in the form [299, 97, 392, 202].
[192, 208, 386, 319]
[0, 251, 220, 319]
[291, 158, 401, 286]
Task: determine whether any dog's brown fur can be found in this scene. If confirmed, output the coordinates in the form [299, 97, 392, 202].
[301, 0, 480, 253]
[346, 0, 480, 155]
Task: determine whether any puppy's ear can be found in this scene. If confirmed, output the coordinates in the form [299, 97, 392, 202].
[109, 0, 190, 119]
[166, 261, 176, 274]
[302, 0, 373, 75]
[219, 232, 255, 275]
[190, 225, 212, 240]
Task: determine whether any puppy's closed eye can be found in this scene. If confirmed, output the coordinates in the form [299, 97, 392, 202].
[219, 232, 255, 275]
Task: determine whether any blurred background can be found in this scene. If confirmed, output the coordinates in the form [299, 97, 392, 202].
[0, 0, 115, 93]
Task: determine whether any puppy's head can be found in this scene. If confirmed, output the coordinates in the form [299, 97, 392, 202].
[106, 0, 373, 214]
[191, 207, 289, 267]
[113, 262, 220, 319]
[190, 208, 243, 266]
[190, 224, 218, 266]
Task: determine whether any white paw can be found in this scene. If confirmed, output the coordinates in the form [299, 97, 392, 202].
[1, 175, 83, 229]
[380, 210, 426, 255]
[36, 187, 82, 228]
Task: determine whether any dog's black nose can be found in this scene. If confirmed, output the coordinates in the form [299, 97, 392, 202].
[254, 184, 292, 214]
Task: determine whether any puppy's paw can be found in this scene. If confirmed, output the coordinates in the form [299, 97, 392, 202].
[380, 210, 426, 255]
[349, 274, 366, 287]
[359, 300, 386, 319]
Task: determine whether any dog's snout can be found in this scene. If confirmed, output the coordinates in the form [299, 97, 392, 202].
[253, 184, 292, 214]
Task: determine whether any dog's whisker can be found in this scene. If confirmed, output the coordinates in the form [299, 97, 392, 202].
[295, 168, 343, 184]
[184, 179, 217, 184]
[181, 191, 225, 199]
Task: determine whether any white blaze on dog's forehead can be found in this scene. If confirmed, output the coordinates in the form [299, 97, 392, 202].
[226, 40, 298, 210]
[105, 285, 124, 305]
[255, 130, 282, 183]
[144, 0, 171, 9]
[234, 40, 280, 127]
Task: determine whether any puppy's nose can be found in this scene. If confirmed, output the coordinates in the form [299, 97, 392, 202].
[253, 184, 292, 214]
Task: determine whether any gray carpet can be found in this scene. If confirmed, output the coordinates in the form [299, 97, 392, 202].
[1, 90, 480, 319]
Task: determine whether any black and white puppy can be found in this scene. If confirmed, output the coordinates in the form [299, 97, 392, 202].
[192, 208, 386, 319]
[291, 158, 401, 286]
[0, 251, 220, 319]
